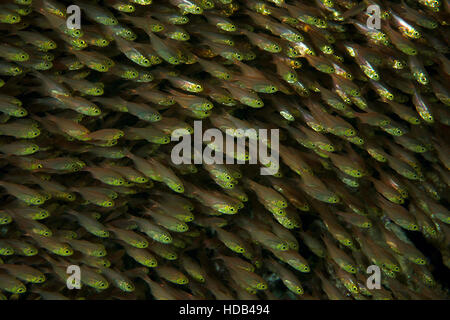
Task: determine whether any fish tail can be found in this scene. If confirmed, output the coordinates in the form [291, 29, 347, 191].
[65, 209, 80, 217]
[69, 186, 79, 193]
[108, 249, 125, 264]
[341, 2, 366, 19]
[123, 148, 134, 159]
[41, 252, 58, 265]
[241, 176, 254, 188]
[31, 0, 46, 14]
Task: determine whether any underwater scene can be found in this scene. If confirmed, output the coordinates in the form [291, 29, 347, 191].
[0, 0, 448, 300]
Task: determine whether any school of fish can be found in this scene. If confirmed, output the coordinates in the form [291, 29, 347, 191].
[0, 0, 448, 300]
